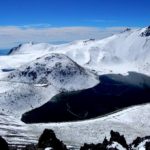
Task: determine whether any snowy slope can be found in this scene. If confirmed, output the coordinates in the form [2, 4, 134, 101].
[0, 113, 37, 145]
[0, 53, 98, 118]
[5, 26, 150, 76]
[8, 42, 55, 55]
[0, 26, 150, 149]
[0, 81, 58, 118]
[1, 104, 150, 149]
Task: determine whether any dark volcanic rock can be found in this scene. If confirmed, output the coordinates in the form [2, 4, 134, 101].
[6, 130, 150, 150]
[131, 137, 142, 147]
[141, 26, 150, 37]
[37, 129, 67, 150]
[130, 136, 150, 149]
[80, 130, 129, 150]
[110, 130, 128, 149]
[0, 136, 9, 150]
[24, 144, 36, 150]
[145, 142, 150, 150]
[8, 44, 22, 55]
[80, 143, 106, 150]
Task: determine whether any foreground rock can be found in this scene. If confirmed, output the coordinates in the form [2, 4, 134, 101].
[80, 130, 128, 150]
[37, 129, 67, 150]
[37, 129, 150, 150]
[80, 130, 150, 150]
[3, 129, 150, 149]
[0, 136, 9, 150]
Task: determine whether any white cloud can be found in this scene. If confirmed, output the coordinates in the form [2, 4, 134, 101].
[0, 26, 127, 49]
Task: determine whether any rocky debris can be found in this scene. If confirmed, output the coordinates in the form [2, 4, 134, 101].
[37, 129, 67, 150]
[80, 130, 150, 150]
[80, 131, 128, 150]
[0, 136, 9, 150]
[1, 129, 150, 149]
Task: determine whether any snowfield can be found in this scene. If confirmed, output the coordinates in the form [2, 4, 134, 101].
[0, 26, 150, 149]
[1, 26, 149, 76]
[1, 104, 150, 148]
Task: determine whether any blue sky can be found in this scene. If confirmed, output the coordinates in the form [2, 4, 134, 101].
[0, 0, 150, 27]
[0, 0, 150, 48]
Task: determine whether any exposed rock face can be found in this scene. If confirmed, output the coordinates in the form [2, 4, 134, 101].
[80, 143, 106, 150]
[0, 136, 9, 150]
[8, 44, 22, 55]
[80, 130, 128, 150]
[145, 142, 150, 150]
[110, 130, 128, 149]
[141, 26, 150, 37]
[130, 136, 150, 149]
[37, 129, 67, 150]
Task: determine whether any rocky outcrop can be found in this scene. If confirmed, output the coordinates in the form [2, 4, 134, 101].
[37, 129, 67, 150]
[141, 26, 150, 37]
[80, 130, 128, 150]
[0, 136, 9, 150]
[110, 130, 128, 149]
[3, 129, 150, 149]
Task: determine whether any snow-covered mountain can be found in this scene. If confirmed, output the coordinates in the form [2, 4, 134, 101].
[0, 53, 98, 118]
[0, 26, 150, 149]
[5, 53, 98, 90]
[0, 26, 149, 119]
[6, 26, 150, 76]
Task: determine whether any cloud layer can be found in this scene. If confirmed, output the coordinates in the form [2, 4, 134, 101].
[0, 26, 127, 49]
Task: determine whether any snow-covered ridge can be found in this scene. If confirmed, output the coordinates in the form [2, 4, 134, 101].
[7, 26, 150, 76]
[5, 53, 99, 90]
[140, 26, 150, 37]
[0, 26, 150, 149]
[8, 42, 55, 55]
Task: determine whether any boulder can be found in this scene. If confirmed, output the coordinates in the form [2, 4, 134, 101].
[0, 136, 9, 150]
[37, 129, 67, 150]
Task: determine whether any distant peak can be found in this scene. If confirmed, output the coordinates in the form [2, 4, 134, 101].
[124, 28, 131, 32]
[121, 28, 131, 33]
[141, 26, 150, 37]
